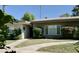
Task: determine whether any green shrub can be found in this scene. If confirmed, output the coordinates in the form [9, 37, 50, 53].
[61, 27, 75, 39]
[33, 27, 41, 38]
[74, 27, 79, 39]
[7, 28, 21, 40]
[0, 25, 9, 48]
[15, 35, 21, 40]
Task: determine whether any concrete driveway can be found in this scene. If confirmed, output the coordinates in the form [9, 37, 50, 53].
[15, 40, 78, 53]
[0, 39, 78, 53]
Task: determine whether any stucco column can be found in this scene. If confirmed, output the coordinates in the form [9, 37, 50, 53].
[21, 25, 25, 39]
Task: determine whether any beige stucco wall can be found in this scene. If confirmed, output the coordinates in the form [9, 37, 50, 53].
[7, 23, 30, 39]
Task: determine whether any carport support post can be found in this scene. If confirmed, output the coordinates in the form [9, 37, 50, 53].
[21, 25, 25, 39]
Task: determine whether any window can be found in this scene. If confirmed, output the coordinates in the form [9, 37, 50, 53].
[45, 26, 48, 34]
[47, 25, 57, 35]
[57, 25, 61, 35]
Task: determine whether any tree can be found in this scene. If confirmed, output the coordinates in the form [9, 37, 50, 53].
[72, 5, 79, 39]
[60, 13, 71, 17]
[22, 12, 35, 21]
[0, 9, 15, 48]
[72, 5, 79, 16]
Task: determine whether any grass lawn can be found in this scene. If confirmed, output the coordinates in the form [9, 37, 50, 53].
[15, 39, 59, 48]
[38, 43, 79, 53]
[6, 40, 17, 45]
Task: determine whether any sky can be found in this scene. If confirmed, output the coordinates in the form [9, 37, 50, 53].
[0, 5, 74, 20]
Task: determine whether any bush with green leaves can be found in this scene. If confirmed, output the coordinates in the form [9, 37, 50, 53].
[33, 27, 42, 38]
[0, 25, 9, 48]
[7, 28, 21, 40]
[74, 27, 79, 39]
[0, 9, 15, 48]
[61, 27, 75, 39]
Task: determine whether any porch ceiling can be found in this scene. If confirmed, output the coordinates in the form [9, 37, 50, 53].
[31, 16, 79, 26]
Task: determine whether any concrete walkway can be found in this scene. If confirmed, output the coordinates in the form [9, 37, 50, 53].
[15, 40, 78, 53]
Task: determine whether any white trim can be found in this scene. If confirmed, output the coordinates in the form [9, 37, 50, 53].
[32, 16, 79, 22]
[21, 25, 25, 39]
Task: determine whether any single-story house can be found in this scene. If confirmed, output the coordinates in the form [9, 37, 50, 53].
[7, 16, 79, 39]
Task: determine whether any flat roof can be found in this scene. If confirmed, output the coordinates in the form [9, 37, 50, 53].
[31, 16, 79, 26]
[6, 16, 79, 26]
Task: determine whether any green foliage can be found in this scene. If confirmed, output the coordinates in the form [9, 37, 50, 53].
[13, 28, 21, 39]
[74, 27, 79, 39]
[72, 5, 79, 16]
[60, 13, 71, 17]
[0, 9, 15, 48]
[7, 28, 21, 40]
[33, 27, 41, 38]
[13, 28, 21, 36]
[61, 27, 75, 39]
[22, 12, 35, 21]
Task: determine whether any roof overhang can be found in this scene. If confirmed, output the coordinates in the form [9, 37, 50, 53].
[31, 16, 79, 26]
[6, 21, 31, 28]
